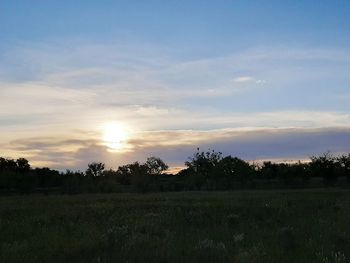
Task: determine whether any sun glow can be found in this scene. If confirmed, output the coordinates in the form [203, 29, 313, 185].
[102, 122, 129, 151]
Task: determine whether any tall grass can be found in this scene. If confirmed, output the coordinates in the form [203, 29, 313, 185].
[0, 190, 349, 262]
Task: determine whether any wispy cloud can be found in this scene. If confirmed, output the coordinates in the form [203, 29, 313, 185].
[232, 76, 254, 83]
[1, 40, 350, 169]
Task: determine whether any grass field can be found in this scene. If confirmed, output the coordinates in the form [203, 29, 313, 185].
[0, 190, 349, 263]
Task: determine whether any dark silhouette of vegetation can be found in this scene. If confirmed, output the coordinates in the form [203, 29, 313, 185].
[145, 156, 169, 175]
[86, 162, 105, 177]
[310, 152, 338, 187]
[338, 153, 350, 181]
[1, 150, 350, 195]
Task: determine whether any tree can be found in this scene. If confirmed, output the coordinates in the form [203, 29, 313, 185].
[116, 164, 134, 185]
[186, 149, 222, 173]
[338, 154, 350, 180]
[116, 162, 150, 192]
[145, 157, 168, 175]
[310, 152, 337, 186]
[185, 149, 222, 190]
[218, 156, 254, 187]
[86, 162, 105, 177]
[16, 158, 30, 174]
[260, 161, 279, 179]
[0, 158, 17, 172]
[62, 170, 84, 194]
[0, 157, 7, 172]
[128, 162, 150, 192]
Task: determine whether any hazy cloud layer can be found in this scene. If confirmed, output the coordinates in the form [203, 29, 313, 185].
[3, 127, 350, 171]
[1, 40, 350, 169]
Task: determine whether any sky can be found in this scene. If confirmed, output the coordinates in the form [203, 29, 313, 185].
[1, 0, 350, 171]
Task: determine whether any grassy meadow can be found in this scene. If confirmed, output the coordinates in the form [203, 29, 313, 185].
[0, 190, 349, 262]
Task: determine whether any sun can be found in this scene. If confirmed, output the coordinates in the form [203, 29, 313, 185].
[102, 122, 129, 151]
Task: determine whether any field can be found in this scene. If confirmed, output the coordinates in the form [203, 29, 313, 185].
[0, 190, 349, 263]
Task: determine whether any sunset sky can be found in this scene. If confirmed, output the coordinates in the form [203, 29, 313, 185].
[1, 1, 350, 171]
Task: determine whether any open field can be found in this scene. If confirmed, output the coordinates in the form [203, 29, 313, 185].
[1, 190, 350, 263]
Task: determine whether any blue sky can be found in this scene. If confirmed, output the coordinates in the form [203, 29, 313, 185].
[2, 1, 350, 50]
[1, 1, 350, 170]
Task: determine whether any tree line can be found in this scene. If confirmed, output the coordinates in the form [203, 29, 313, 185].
[1, 150, 350, 194]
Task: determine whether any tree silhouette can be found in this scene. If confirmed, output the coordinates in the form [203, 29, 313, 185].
[86, 162, 105, 177]
[128, 162, 150, 192]
[338, 154, 350, 180]
[0, 158, 17, 172]
[185, 149, 222, 189]
[310, 152, 337, 186]
[145, 157, 168, 175]
[260, 161, 279, 179]
[16, 158, 30, 174]
[1, 149, 350, 194]
[218, 156, 254, 186]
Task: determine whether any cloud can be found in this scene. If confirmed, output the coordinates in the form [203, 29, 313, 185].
[255, 79, 266, 84]
[1, 40, 350, 169]
[2, 41, 350, 108]
[3, 41, 349, 96]
[134, 105, 170, 117]
[3, 126, 350, 171]
[232, 76, 254, 83]
[8, 137, 105, 169]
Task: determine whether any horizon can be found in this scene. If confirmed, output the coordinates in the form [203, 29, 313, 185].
[1, 1, 350, 171]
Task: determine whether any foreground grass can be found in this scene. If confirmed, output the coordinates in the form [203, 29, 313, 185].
[0, 190, 349, 263]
